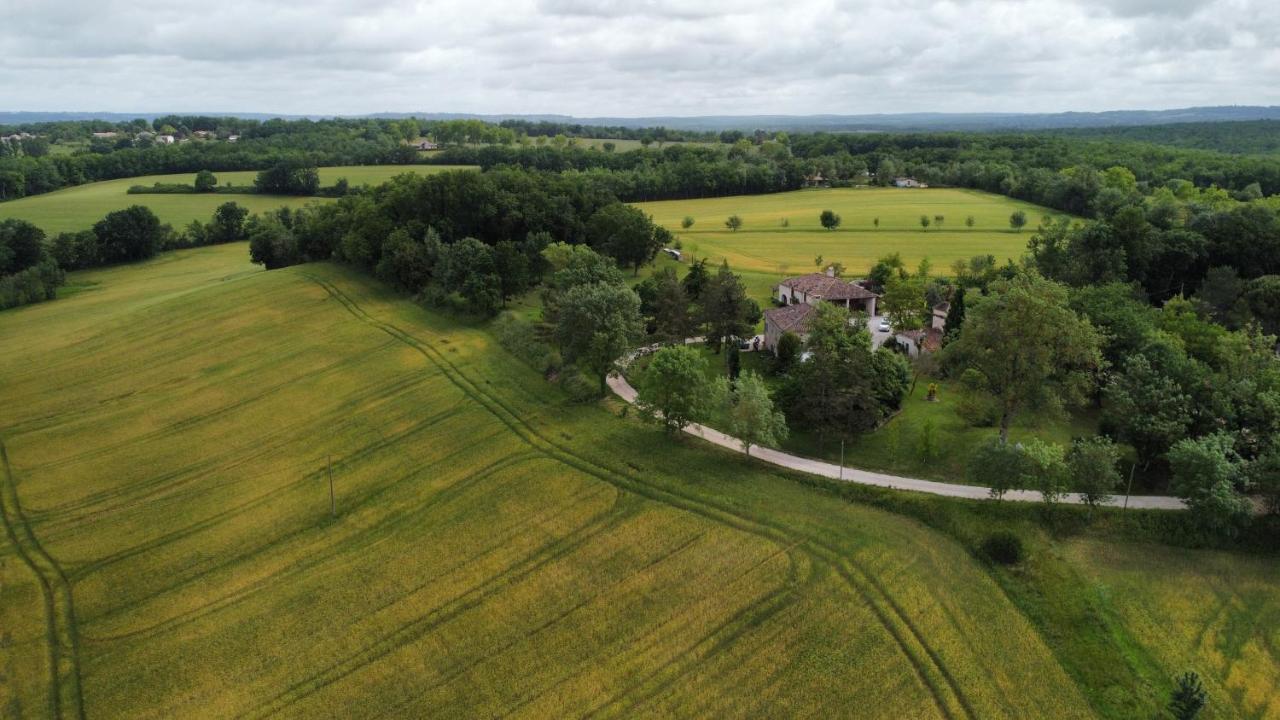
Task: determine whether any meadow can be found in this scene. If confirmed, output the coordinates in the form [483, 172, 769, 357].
[0, 244, 1275, 718]
[634, 187, 1068, 281]
[0, 165, 474, 235]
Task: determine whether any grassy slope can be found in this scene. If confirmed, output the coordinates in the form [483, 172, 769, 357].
[0, 165, 474, 235]
[0, 244, 1099, 719]
[634, 187, 1066, 279]
[1063, 539, 1280, 719]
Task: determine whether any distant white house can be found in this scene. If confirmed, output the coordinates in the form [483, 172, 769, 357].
[227, 135, 240, 143]
[893, 177, 927, 188]
[156, 135, 176, 145]
[91, 131, 118, 139]
[414, 140, 439, 151]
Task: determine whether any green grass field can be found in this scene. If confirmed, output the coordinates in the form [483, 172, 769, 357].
[1, 245, 1275, 718]
[0, 165, 475, 235]
[0, 244, 1093, 719]
[634, 187, 1067, 280]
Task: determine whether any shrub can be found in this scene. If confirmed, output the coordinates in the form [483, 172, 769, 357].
[0, 259, 64, 309]
[981, 531, 1024, 565]
[955, 388, 1001, 426]
[558, 366, 599, 403]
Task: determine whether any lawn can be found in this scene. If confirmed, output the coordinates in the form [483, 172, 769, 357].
[786, 379, 1103, 487]
[0, 243, 1093, 719]
[633, 187, 1067, 280]
[0, 165, 475, 235]
[627, 347, 1103, 489]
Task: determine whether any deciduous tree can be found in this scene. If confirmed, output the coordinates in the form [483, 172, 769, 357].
[637, 345, 711, 434]
[944, 273, 1101, 442]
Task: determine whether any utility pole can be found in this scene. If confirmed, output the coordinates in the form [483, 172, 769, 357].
[328, 455, 335, 518]
[839, 440, 845, 481]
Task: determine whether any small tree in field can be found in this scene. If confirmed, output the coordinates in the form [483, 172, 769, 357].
[919, 214, 931, 231]
[873, 217, 880, 228]
[1010, 210, 1028, 232]
[1169, 671, 1207, 720]
[934, 214, 945, 229]
[194, 169, 218, 192]
[637, 345, 710, 434]
[965, 215, 976, 228]
[681, 215, 695, 229]
[820, 209, 841, 230]
[725, 215, 743, 232]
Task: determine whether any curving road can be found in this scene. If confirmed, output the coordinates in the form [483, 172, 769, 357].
[608, 348, 1185, 510]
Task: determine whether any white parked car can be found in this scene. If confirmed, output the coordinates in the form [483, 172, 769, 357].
[877, 317, 891, 332]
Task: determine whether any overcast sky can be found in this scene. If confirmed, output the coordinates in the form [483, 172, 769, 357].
[1, 0, 1277, 116]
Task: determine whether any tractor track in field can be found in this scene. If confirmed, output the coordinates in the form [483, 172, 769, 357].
[306, 273, 976, 720]
[0, 440, 84, 720]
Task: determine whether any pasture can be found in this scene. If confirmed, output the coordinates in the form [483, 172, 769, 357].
[0, 243, 1093, 719]
[634, 187, 1067, 279]
[1, 244, 1275, 719]
[0, 165, 474, 235]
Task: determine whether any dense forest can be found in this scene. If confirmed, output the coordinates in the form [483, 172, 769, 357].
[1049, 120, 1280, 156]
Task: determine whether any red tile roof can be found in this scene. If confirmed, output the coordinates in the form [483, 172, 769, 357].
[779, 273, 878, 301]
[763, 302, 818, 334]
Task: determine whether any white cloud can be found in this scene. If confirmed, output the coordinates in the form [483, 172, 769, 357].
[0, 0, 1275, 115]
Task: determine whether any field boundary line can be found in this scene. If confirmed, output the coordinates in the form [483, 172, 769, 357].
[0, 439, 85, 720]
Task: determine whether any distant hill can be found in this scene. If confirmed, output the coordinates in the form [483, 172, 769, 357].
[4, 106, 1280, 132]
[1048, 119, 1280, 155]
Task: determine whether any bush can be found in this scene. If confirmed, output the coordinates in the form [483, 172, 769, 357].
[558, 366, 599, 403]
[955, 388, 1001, 427]
[0, 259, 64, 309]
[981, 531, 1024, 565]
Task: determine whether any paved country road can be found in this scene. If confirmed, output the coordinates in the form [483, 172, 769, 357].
[608, 349, 1186, 511]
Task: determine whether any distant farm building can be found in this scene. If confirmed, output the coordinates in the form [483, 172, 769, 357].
[414, 140, 439, 150]
[91, 131, 118, 139]
[156, 135, 176, 145]
[893, 177, 927, 188]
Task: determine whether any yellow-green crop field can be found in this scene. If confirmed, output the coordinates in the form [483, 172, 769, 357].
[634, 187, 1068, 279]
[1064, 539, 1280, 719]
[1, 244, 1275, 718]
[0, 165, 475, 235]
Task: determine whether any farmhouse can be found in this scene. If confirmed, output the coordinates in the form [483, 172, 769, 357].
[414, 140, 439, 150]
[763, 302, 818, 352]
[893, 177, 927, 188]
[156, 135, 176, 145]
[775, 270, 878, 316]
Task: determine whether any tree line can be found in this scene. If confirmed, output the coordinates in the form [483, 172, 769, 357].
[0, 201, 252, 310]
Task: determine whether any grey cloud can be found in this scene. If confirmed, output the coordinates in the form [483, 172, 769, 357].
[0, 0, 1275, 115]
